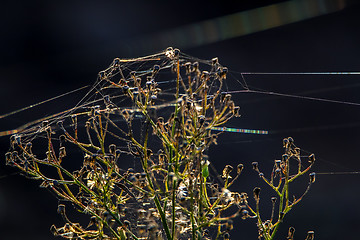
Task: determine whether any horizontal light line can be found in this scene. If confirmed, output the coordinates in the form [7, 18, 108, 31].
[211, 126, 268, 135]
[225, 89, 360, 107]
[317, 171, 360, 175]
[241, 72, 360, 75]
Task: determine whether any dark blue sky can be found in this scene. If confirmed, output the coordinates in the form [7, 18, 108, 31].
[1, 1, 360, 239]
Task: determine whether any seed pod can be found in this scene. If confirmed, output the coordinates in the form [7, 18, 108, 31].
[138, 209, 147, 219]
[5, 152, 12, 165]
[57, 120, 64, 129]
[305, 231, 314, 240]
[192, 62, 199, 72]
[309, 172, 316, 183]
[275, 159, 281, 168]
[25, 142, 32, 151]
[264, 220, 271, 228]
[283, 138, 289, 148]
[104, 95, 111, 105]
[288, 227, 295, 239]
[146, 78, 152, 86]
[98, 71, 106, 79]
[225, 220, 233, 231]
[223, 232, 230, 240]
[11, 151, 18, 159]
[147, 222, 157, 231]
[45, 126, 52, 135]
[59, 136, 66, 148]
[10, 135, 16, 148]
[14, 135, 21, 145]
[201, 71, 210, 80]
[237, 164, 244, 174]
[42, 120, 49, 127]
[113, 58, 120, 66]
[184, 62, 192, 74]
[212, 57, 219, 66]
[109, 144, 116, 155]
[83, 154, 92, 166]
[224, 94, 231, 102]
[50, 225, 59, 236]
[57, 204, 65, 214]
[253, 187, 261, 201]
[220, 67, 228, 79]
[115, 149, 121, 158]
[89, 216, 97, 226]
[308, 153, 316, 163]
[146, 149, 153, 157]
[123, 220, 130, 227]
[252, 162, 259, 171]
[241, 209, 249, 219]
[220, 92, 227, 102]
[233, 106, 240, 116]
[59, 147, 66, 158]
[198, 115, 205, 125]
[140, 172, 147, 180]
[64, 223, 71, 231]
[153, 65, 160, 75]
[222, 165, 233, 178]
[174, 48, 180, 57]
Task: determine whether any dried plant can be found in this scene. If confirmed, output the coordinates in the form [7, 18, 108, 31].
[249, 137, 316, 240]
[4, 48, 315, 239]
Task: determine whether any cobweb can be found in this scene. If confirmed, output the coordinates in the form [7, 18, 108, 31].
[2, 47, 360, 239]
[3, 47, 247, 239]
[4, 47, 235, 173]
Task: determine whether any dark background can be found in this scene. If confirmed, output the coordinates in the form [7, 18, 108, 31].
[1, 0, 360, 239]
